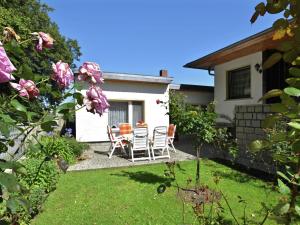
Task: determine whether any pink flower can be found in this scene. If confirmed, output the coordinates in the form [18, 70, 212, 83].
[52, 61, 74, 89]
[10, 79, 39, 99]
[78, 62, 103, 84]
[84, 86, 109, 116]
[35, 32, 54, 51]
[156, 99, 161, 104]
[0, 41, 16, 83]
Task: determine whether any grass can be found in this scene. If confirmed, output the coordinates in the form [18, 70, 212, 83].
[32, 160, 279, 225]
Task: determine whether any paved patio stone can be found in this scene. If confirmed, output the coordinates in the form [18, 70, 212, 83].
[68, 142, 196, 171]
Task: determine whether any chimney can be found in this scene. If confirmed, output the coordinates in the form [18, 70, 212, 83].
[159, 69, 168, 77]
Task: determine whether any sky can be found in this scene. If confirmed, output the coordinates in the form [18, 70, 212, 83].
[42, 0, 278, 86]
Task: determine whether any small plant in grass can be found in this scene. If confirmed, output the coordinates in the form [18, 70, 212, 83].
[159, 161, 270, 225]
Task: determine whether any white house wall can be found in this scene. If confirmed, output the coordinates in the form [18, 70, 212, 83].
[76, 80, 169, 142]
[214, 52, 263, 123]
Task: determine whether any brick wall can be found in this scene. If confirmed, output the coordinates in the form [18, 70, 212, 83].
[234, 104, 276, 173]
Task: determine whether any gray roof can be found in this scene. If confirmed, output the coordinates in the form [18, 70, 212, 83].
[102, 71, 173, 84]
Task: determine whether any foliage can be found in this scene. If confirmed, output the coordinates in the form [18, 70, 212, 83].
[168, 91, 238, 186]
[17, 158, 59, 193]
[168, 90, 186, 133]
[179, 104, 217, 145]
[27, 136, 88, 164]
[0, 3, 107, 223]
[0, 0, 81, 104]
[5, 159, 59, 224]
[250, 0, 300, 224]
[63, 137, 89, 157]
[27, 136, 76, 164]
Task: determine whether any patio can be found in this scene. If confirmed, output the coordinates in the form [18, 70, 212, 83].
[68, 141, 196, 171]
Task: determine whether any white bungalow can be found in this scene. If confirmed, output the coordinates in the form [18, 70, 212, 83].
[76, 70, 172, 142]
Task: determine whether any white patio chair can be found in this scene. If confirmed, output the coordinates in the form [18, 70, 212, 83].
[130, 127, 151, 162]
[151, 126, 170, 160]
[107, 125, 126, 159]
[167, 124, 176, 152]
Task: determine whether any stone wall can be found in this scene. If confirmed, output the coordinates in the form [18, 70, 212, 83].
[234, 104, 276, 173]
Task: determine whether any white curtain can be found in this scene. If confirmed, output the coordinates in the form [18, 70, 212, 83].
[108, 102, 128, 128]
[132, 102, 143, 127]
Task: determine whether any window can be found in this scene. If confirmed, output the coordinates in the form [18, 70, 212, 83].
[227, 66, 251, 99]
[108, 101, 144, 128]
[132, 101, 144, 127]
[108, 102, 128, 128]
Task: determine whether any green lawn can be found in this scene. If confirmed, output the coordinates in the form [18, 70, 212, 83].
[32, 160, 279, 225]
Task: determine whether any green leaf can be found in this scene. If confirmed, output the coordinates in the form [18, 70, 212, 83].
[56, 102, 75, 113]
[292, 140, 300, 152]
[255, 2, 266, 16]
[262, 52, 282, 70]
[274, 202, 290, 215]
[295, 205, 300, 216]
[73, 92, 84, 105]
[0, 161, 23, 171]
[280, 92, 296, 107]
[259, 89, 282, 101]
[289, 67, 300, 77]
[284, 87, 300, 97]
[277, 41, 293, 52]
[288, 122, 300, 130]
[18, 64, 35, 80]
[7, 197, 29, 213]
[272, 18, 288, 29]
[0, 173, 20, 192]
[73, 82, 85, 91]
[292, 57, 300, 66]
[278, 179, 290, 195]
[277, 171, 290, 182]
[0, 114, 16, 123]
[27, 111, 38, 122]
[250, 11, 260, 24]
[285, 78, 300, 88]
[0, 142, 8, 153]
[283, 49, 298, 63]
[41, 120, 58, 132]
[0, 121, 10, 138]
[10, 99, 27, 113]
[266, 0, 288, 14]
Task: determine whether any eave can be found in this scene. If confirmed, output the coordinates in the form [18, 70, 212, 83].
[184, 28, 283, 70]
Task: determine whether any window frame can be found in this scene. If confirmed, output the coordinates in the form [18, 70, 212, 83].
[226, 66, 251, 100]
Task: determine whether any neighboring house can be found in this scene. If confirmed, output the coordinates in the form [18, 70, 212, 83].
[184, 27, 286, 125]
[184, 27, 287, 172]
[169, 84, 214, 107]
[76, 70, 172, 142]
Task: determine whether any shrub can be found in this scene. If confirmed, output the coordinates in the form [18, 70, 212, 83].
[27, 136, 76, 164]
[63, 137, 89, 157]
[18, 158, 59, 193]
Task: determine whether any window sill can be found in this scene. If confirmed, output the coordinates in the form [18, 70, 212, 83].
[224, 97, 252, 101]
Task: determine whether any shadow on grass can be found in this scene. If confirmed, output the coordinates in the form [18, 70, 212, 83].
[111, 170, 171, 184]
[212, 170, 253, 184]
[212, 170, 275, 191]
